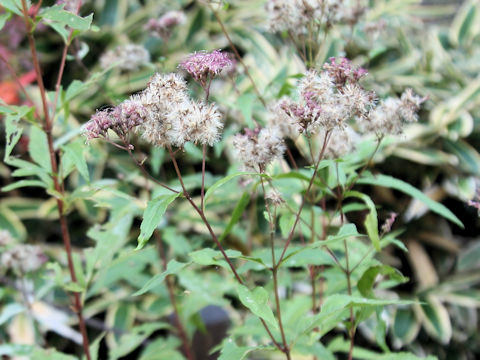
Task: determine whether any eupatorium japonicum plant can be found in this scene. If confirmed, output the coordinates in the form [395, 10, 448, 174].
[1, 1, 470, 360]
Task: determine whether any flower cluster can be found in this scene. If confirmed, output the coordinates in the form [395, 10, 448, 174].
[323, 57, 368, 87]
[100, 44, 150, 71]
[83, 95, 147, 140]
[280, 62, 376, 135]
[265, 0, 365, 35]
[140, 73, 224, 147]
[179, 50, 233, 87]
[145, 10, 186, 40]
[267, 99, 299, 139]
[275, 57, 425, 159]
[265, 0, 328, 35]
[1, 244, 47, 274]
[232, 127, 285, 172]
[360, 89, 426, 136]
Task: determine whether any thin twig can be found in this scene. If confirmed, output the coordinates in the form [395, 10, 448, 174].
[166, 145, 285, 353]
[276, 130, 331, 267]
[208, 3, 266, 107]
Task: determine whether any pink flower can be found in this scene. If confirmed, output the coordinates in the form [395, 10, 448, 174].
[179, 50, 233, 86]
[323, 57, 367, 86]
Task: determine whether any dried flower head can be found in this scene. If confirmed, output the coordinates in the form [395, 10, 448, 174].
[281, 63, 375, 134]
[100, 44, 150, 71]
[322, 127, 357, 159]
[138, 72, 224, 148]
[179, 50, 233, 86]
[140, 73, 191, 147]
[1, 244, 47, 274]
[267, 99, 299, 139]
[323, 57, 368, 87]
[0, 230, 14, 246]
[232, 127, 285, 172]
[360, 89, 425, 136]
[265, 188, 285, 207]
[145, 10, 186, 39]
[167, 101, 224, 147]
[265, 0, 323, 35]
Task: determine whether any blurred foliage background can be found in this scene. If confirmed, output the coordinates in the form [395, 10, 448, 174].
[1, 0, 480, 359]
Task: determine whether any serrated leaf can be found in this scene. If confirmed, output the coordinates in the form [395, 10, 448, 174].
[39, 5, 93, 43]
[236, 284, 278, 330]
[136, 192, 181, 249]
[133, 260, 189, 296]
[28, 126, 52, 172]
[357, 174, 463, 228]
[61, 140, 89, 182]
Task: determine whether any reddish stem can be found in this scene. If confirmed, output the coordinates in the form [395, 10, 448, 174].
[20, 2, 91, 358]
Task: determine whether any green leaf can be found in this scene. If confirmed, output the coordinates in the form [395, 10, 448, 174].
[358, 265, 407, 298]
[0, 12, 11, 30]
[189, 248, 242, 269]
[345, 191, 380, 251]
[218, 339, 272, 360]
[137, 193, 181, 249]
[393, 309, 420, 346]
[61, 140, 89, 182]
[417, 295, 452, 344]
[357, 174, 463, 228]
[133, 260, 189, 296]
[28, 126, 52, 172]
[31, 348, 76, 360]
[39, 5, 93, 43]
[63, 282, 84, 293]
[2, 105, 33, 162]
[219, 191, 250, 242]
[0, 0, 23, 16]
[0, 303, 24, 326]
[236, 284, 278, 330]
[2, 180, 46, 192]
[327, 336, 437, 360]
[203, 172, 259, 210]
[109, 323, 170, 360]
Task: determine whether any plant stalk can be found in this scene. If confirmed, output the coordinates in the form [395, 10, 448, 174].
[20, 2, 91, 358]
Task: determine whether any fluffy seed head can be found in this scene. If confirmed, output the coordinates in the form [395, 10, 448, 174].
[233, 127, 285, 172]
[145, 10, 186, 39]
[1, 244, 47, 274]
[100, 44, 150, 71]
[323, 57, 368, 87]
[360, 89, 425, 136]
